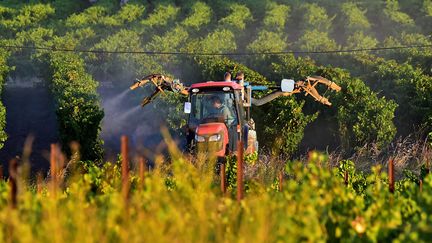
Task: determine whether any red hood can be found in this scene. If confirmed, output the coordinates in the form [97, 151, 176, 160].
[196, 123, 226, 135]
[195, 122, 229, 157]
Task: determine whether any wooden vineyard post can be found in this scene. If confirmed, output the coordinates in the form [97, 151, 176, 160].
[388, 158, 394, 194]
[37, 172, 43, 195]
[420, 179, 423, 193]
[344, 170, 349, 186]
[220, 162, 226, 195]
[50, 144, 58, 196]
[8, 158, 18, 209]
[0, 165, 3, 180]
[237, 141, 244, 202]
[121, 136, 130, 202]
[138, 157, 146, 190]
[278, 171, 283, 192]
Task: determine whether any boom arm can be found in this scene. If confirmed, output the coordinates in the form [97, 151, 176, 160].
[250, 76, 341, 106]
[130, 74, 188, 106]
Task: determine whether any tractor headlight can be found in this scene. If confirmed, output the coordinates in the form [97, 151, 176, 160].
[195, 135, 205, 142]
[208, 134, 221, 142]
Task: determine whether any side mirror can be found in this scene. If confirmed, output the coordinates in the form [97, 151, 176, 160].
[281, 79, 295, 92]
[184, 102, 191, 114]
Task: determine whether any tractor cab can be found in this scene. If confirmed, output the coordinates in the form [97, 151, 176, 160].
[184, 81, 247, 157]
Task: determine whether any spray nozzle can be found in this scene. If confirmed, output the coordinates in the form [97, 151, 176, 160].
[130, 79, 150, 90]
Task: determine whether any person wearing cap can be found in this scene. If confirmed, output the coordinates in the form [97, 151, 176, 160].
[235, 71, 245, 100]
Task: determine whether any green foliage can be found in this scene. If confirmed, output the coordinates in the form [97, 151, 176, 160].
[425, 0, 432, 16]
[0, 49, 11, 85]
[319, 67, 398, 150]
[147, 26, 189, 52]
[0, 3, 54, 39]
[247, 30, 287, 53]
[154, 92, 188, 137]
[90, 29, 162, 76]
[49, 53, 104, 161]
[14, 27, 54, 46]
[271, 55, 397, 151]
[225, 155, 238, 190]
[115, 3, 146, 23]
[346, 31, 378, 49]
[299, 3, 334, 33]
[340, 2, 371, 34]
[197, 29, 237, 53]
[50, 0, 87, 18]
[384, 0, 415, 26]
[195, 57, 269, 85]
[339, 159, 369, 194]
[64, 1, 143, 30]
[140, 25, 190, 72]
[297, 30, 339, 51]
[262, 98, 318, 156]
[263, 2, 290, 32]
[140, 3, 179, 29]
[3, 151, 432, 241]
[218, 4, 252, 31]
[92, 28, 141, 53]
[182, 1, 212, 30]
[382, 32, 432, 75]
[65, 3, 116, 28]
[0, 49, 10, 149]
[258, 56, 321, 154]
[338, 79, 397, 149]
[270, 54, 318, 81]
[347, 54, 432, 134]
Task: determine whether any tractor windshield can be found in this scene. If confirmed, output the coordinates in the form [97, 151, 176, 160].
[189, 91, 237, 127]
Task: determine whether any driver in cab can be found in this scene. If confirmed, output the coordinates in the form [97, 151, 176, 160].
[209, 96, 235, 126]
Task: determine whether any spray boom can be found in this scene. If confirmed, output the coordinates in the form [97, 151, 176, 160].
[129, 73, 341, 160]
[130, 74, 341, 107]
[129, 74, 189, 107]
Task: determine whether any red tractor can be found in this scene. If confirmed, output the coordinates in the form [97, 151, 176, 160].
[130, 74, 341, 160]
